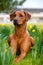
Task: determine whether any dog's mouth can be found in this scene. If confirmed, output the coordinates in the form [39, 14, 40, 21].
[13, 21, 21, 27]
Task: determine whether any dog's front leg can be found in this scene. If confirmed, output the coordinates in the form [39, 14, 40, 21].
[9, 39, 17, 56]
[14, 51, 26, 63]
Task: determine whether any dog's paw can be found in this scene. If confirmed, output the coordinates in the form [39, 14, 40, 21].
[14, 57, 19, 63]
[14, 56, 20, 63]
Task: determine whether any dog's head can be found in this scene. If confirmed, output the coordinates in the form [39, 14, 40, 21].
[10, 11, 31, 26]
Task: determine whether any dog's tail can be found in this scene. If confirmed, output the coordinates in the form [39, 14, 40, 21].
[30, 37, 34, 46]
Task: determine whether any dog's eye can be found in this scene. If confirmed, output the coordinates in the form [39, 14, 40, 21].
[19, 14, 23, 17]
[14, 14, 16, 17]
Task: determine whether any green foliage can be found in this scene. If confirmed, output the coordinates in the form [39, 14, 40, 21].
[0, 0, 25, 12]
[0, 40, 14, 65]
[0, 24, 15, 65]
[0, 26, 10, 40]
[28, 25, 39, 37]
[0, 24, 43, 65]
[0, 25, 14, 40]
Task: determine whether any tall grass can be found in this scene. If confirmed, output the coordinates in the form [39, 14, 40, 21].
[0, 24, 15, 65]
[0, 24, 43, 65]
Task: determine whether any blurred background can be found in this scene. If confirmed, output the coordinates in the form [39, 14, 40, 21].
[0, 0, 43, 24]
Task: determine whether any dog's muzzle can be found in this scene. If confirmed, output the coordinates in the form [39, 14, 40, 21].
[13, 19, 18, 25]
[13, 19, 20, 26]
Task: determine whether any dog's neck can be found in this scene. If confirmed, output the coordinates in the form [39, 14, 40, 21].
[15, 22, 27, 38]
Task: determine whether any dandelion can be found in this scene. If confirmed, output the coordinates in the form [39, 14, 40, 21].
[1, 23, 5, 26]
[29, 24, 33, 29]
[32, 29, 35, 32]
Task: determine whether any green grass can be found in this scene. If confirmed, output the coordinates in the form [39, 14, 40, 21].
[0, 23, 43, 65]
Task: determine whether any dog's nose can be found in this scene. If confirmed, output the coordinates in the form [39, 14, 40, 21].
[13, 19, 18, 25]
[14, 19, 17, 23]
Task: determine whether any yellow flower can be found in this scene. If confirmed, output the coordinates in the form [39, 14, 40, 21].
[32, 29, 35, 32]
[5, 49, 8, 53]
[29, 24, 33, 29]
[1, 23, 5, 26]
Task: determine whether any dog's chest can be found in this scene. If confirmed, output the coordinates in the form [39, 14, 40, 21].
[17, 37, 24, 44]
[15, 32, 28, 44]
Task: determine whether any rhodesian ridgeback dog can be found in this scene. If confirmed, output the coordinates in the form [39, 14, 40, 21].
[8, 11, 34, 63]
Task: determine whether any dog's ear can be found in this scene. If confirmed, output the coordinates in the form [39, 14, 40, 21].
[24, 11, 31, 21]
[10, 11, 15, 21]
[10, 13, 13, 21]
[26, 12, 31, 21]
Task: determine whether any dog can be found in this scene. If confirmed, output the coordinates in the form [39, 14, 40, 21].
[8, 11, 34, 63]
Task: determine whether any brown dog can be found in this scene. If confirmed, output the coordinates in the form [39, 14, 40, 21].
[8, 11, 34, 63]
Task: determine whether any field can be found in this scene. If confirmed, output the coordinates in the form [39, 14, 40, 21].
[0, 23, 43, 65]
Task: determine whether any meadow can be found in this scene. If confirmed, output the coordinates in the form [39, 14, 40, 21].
[0, 23, 43, 65]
